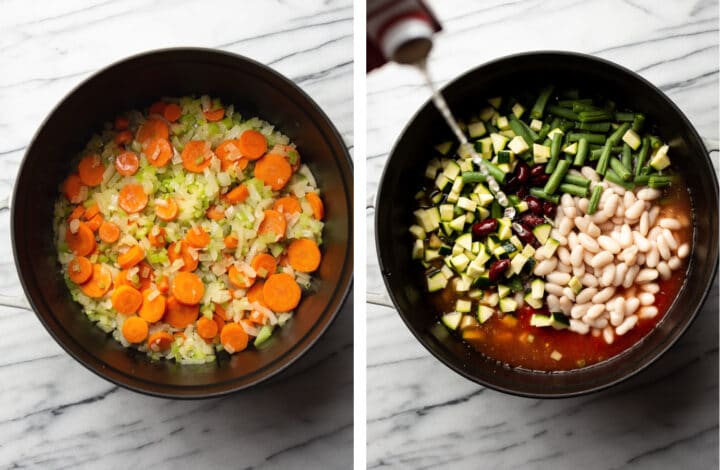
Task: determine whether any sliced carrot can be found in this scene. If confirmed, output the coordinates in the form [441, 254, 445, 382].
[137, 118, 169, 144]
[249, 310, 266, 325]
[147, 331, 174, 352]
[115, 267, 148, 291]
[78, 154, 105, 187]
[206, 205, 225, 221]
[224, 184, 249, 204]
[157, 275, 169, 294]
[213, 313, 226, 335]
[115, 151, 139, 176]
[148, 226, 166, 247]
[246, 281, 266, 307]
[66, 222, 96, 256]
[144, 137, 173, 167]
[278, 145, 302, 172]
[167, 241, 198, 272]
[181, 140, 213, 173]
[228, 265, 255, 289]
[164, 296, 199, 329]
[83, 203, 100, 220]
[114, 130, 133, 146]
[155, 197, 178, 221]
[254, 153, 292, 190]
[122, 316, 148, 343]
[63, 174, 85, 203]
[185, 225, 210, 248]
[139, 289, 166, 323]
[214, 302, 229, 321]
[136, 261, 154, 289]
[223, 234, 238, 250]
[171, 272, 205, 305]
[251, 253, 277, 278]
[112, 285, 143, 314]
[118, 245, 145, 269]
[114, 116, 129, 130]
[163, 103, 182, 122]
[69, 205, 85, 221]
[149, 101, 167, 116]
[220, 322, 248, 354]
[80, 264, 113, 298]
[68, 256, 93, 284]
[287, 238, 322, 273]
[257, 210, 286, 241]
[86, 213, 104, 232]
[263, 272, 301, 312]
[204, 108, 225, 122]
[118, 184, 148, 213]
[215, 139, 243, 170]
[197, 316, 218, 339]
[96, 221, 118, 244]
[306, 192, 325, 220]
[273, 196, 301, 215]
[238, 130, 267, 160]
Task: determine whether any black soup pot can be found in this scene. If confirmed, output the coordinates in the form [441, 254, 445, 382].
[375, 51, 717, 397]
[13, 48, 353, 398]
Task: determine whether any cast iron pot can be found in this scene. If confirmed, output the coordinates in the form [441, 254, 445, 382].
[376, 51, 717, 398]
[13, 48, 353, 398]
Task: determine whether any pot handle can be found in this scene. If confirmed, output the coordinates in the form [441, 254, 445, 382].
[0, 196, 31, 311]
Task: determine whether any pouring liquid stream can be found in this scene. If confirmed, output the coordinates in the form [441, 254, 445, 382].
[416, 60, 510, 211]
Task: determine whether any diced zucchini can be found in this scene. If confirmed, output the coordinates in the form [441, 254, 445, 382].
[532, 143, 550, 163]
[439, 204, 454, 221]
[473, 183, 495, 206]
[496, 150, 514, 164]
[524, 292, 543, 309]
[458, 158, 473, 172]
[496, 162, 511, 174]
[477, 137, 493, 158]
[510, 253, 528, 275]
[532, 223, 552, 244]
[496, 115, 510, 130]
[459, 315, 478, 330]
[499, 129, 516, 139]
[449, 215, 466, 232]
[440, 265, 455, 280]
[427, 272, 448, 292]
[477, 304, 494, 323]
[412, 239, 424, 260]
[497, 284, 511, 299]
[451, 253, 470, 272]
[568, 276, 583, 295]
[490, 133, 509, 153]
[409, 224, 426, 240]
[425, 159, 441, 179]
[488, 96, 502, 108]
[562, 142, 578, 155]
[435, 174, 451, 190]
[550, 312, 570, 330]
[434, 141, 454, 155]
[482, 290, 499, 307]
[438, 244, 452, 255]
[529, 119, 543, 131]
[468, 288, 483, 299]
[499, 297, 517, 313]
[531, 278, 545, 299]
[456, 299, 472, 313]
[443, 161, 461, 180]
[512, 102, 525, 118]
[474, 244, 491, 266]
[468, 121, 487, 139]
[547, 128, 564, 139]
[521, 244, 535, 258]
[509, 236, 523, 252]
[455, 233, 473, 251]
[477, 206, 490, 220]
[457, 197, 477, 212]
[472, 274, 491, 288]
[430, 192, 443, 204]
[446, 178, 464, 203]
[428, 233, 442, 249]
[471, 241, 481, 254]
[479, 107, 495, 121]
[424, 249, 440, 262]
[441, 312, 463, 330]
[622, 129, 641, 150]
[508, 136, 530, 154]
[497, 218, 512, 240]
[455, 274, 472, 292]
[515, 201, 529, 213]
[649, 144, 670, 170]
[530, 313, 553, 327]
[441, 222, 454, 237]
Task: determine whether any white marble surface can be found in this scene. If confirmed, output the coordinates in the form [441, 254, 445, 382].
[0, 1, 352, 468]
[367, 0, 718, 468]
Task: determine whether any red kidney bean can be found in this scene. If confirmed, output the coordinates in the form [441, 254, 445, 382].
[516, 186, 528, 199]
[488, 259, 511, 282]
[530, 165, 545, 178]
[512, 222, 537, 246]
[472, 218, 498, 238]
[514, 162, 530, 183]
[504, 175, 519, 192]
[521, 213, 545, 227]
[543, 201, 557, 218]
[525, 195, 543, 215]
[530, 173, 550, 186]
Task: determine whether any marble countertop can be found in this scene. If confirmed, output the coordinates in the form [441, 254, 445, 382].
[0, 1, 352, 468]
[367, 0, 718, 468]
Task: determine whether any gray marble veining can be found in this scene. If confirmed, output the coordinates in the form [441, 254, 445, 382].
[0, 1, 352, 468]
[367, 0, 718, 468]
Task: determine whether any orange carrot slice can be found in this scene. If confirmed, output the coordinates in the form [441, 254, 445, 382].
[197, 316, 218, 339]
[66, 222, 96, 256]
[137, 118, 169, 144]
[164, 296, 199, 329]
[139, 289, 166, 323]
[118, 245, 145, 269]
[224, 184, 249, 204]
[257, 210, 286, 241]
[204, 108, 225, 122]
[273, 196, 302, 215]
[220, 322, 248, 353]
[254, 153, 291, 190]
[122, 316, 149, 343]
[154, 197, 178, 221]
[115, 151, 139, 176]
[68, 256, 93, 284]
[118, 184, 148, 213]
[223, 234, 238, 250]
[287, 238, 322, 273]
[78, 154, 105, 187]
[148, 226, 166, 247]
[228, 265, 255, 289]
[147, 331, 174, 352]
[112, 284, 143, 314]
[163, 103, 182, 122]
[238, 130, 267, 160]
[99, 221, 120, 243]
[306, 192, 324, 220]
[250, 253, 277, 278]
[114, 130, 133, 146]
[185, 225, 210, 248]
[171, 272, 204, 305]
[262, 273, 301, 312]
[181, 140, 213, 173]
[80, 264, 113, 298]
[144, 137, 173, 167]
[63, 174, 85, 203]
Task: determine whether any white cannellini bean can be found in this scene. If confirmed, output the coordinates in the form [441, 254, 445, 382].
[636, 268, 659, 283]
[546, 294, 560, 312]
[578, 233, 599, 253]
[677, 243, 690, 259]
[568, 231, 579, 247]
[581, 273, 598, 288]
[586, 304, 605, 320]
[658, 218, 681, 230]
[610, 308, 624, 326]
[554, 234, 568, 246]
[615, 296, 626, 316]
[612, 216, 625, 226]
[576, 288, 597, 304]
[534, 259, 557, 276]
[637, 188, 661, 201]
[573, 264, 586, 277]
[649, 206, 660, 226]
[571, 303, 591, 319]
[603, 326, 615, 344]
[641, 282, 659, 293]
[639, 212, 649, 236]
[657, 261, 672, 280]
[557, 263, 572, 274]
[625, 199, 645, 220]
[547, 272, 571, 285]
[577, 198, 589, 213]
[557, 247, 572, 266]
[561, 193, 574, 207]
[599, 221, 615, 232]
[621, 246, 638, 266]
[563, 287, 576, 301]
[563, 206, 577, 219]
[619, 224, 633, 248]
[668, 256, 682, 271]
[614, 263, 628, 287]
[569, 319, 590, 334]
[586, 222, 601, 238]
[575, 216, 589, 232]
[602, 194, 619, 218]
[656, 235, 671, 260]
[592, 286, 616, 304]
[625, 297, 640, 316]
[600, 264, 615, 287]
[639, 306, 658, 319]
[646, 249, 659, 268]
[559, 296, 573, 314]
[662, 229, 678, 250]
[559, 217, 574, 236]
[638, 292, 655, 306]
[590, 317, 609, 329]
[597, 235, 621, 254]
[615, 315, 638, 336]
[545, 282, 564, 296]
[570, 245, 584, 268]
[581, 166, 600, 181]
[623, 190, 636, 208]
[590, 251, 614, 269]
[623, 265, 640, 288]
[637, 253, 646, 265]
[591, 211, 610, 224]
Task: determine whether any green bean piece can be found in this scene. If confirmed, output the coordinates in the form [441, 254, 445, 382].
[574, 138, 589, 166]
[530, 85, 555, 119]
[621, 143, 632, 169]
[461, 172, 487, 184]
[537, 123, 552, 141]
[649, 175, 673, 188]
[572, 103, 601, 113]
[546, 133, 563, 173]
[631, 113, 646, 132]
[547, 105, 578, 121]
[508, 115, 534, 147]
[614, 111, 635, 122]
[635, 136, 650, 176]
[597, 123, 631, 175]
[491, 200, 503, 218]
[544, 160, 571, 195]
[558, 98, 593, 108]
[563, 173, 591, 187]
[529, 188, 560, 204]
[578, 109, 614, 122]
[576, 121, 612, 132]
[484, 120, 498, 134]
[609, 157, 632, 181]
[587, 185, 604, 215]
[559, 183, 589, 197]
[633, 174, 652, 185]
[520, 119, 540, 141]
[477, 160, 507, 184]
[605, 169, 635, 190]
[558, 120, 576, 132]
[649, 135, 662, 149]
[567, 132, 607, 144]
